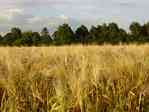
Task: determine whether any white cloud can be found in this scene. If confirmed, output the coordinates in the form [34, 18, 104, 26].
[8, 8, 23, 13]
[27, 15, 70, 29]
[59, 15, 69, 21]
[1, 0, 149, 33]
[0, 8, 24, 22]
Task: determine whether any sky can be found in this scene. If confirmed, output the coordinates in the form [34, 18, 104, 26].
[0, 0, 149, 34]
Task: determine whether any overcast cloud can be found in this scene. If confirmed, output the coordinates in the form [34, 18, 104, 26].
[0, 0, 149, 33]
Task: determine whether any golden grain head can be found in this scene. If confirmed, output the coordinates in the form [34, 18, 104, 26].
[0, 45, 149, 112]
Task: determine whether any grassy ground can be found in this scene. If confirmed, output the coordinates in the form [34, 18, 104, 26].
[0, 45, 149, 112]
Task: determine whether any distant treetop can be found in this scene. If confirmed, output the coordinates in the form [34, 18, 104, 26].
[1, 21, 149, 46]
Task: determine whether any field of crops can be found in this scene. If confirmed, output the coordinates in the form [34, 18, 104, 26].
[0, 45, 149, 112]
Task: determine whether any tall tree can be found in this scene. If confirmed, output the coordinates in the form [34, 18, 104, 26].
[100, 23, 109, 43]
[142, 22, 149, 36]
[14, 31, 40, 46]
[32, 32, 41, 46]
[11, 27, 22, 37]
[0, 35, 3, 45]
[3, 27, 22, 45]
[139, 23, 149, 42]
[129, 22, 142, 42]
[90, 25, 105, 44]
[21, 31, 34, 46]
[118, 28, 129, 43]
[108, 22, 120, 44]
[75, 25, 90, 44]
[90, 26, 98, 43]
[53, 24, 75, 45]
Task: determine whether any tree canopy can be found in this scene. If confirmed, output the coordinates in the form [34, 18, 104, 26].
[1, 21, 149, 46]
[53, 24, 75, 45]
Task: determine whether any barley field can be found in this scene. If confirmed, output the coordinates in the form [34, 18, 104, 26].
[0, 45, 149, 112]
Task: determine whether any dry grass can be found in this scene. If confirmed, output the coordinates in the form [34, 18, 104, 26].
[0, 45, 149, 112]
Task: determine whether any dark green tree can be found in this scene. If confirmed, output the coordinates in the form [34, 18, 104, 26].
[139, 23, 149, 42]
[144, 22, 149, 36]
[3, 33, 14, 45]
[75, 25, 90, 44]
[100, 23, 109, 43]
[0, 35, 3, 45]
[107, 22, 121, 44]
[3, 21, 149, 45]
[3, 27, 22, 45]
[129, 22, 142, 42]
[32, 32, 41, 46]
[90, 25, 105, 44]
[20, 31, 34, 46]
[118, 28, 129, 43]
[90, 26, 98, 43]
[11, 27, 22, 37]
[53, 24, 75, 45]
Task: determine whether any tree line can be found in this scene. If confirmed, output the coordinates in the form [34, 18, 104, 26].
[1, 21, 149, 46]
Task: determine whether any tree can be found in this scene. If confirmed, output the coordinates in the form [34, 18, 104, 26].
[11, 27, 22, 45]
[130, 22, 142, 36]
[137, 23, 149, 42]
[129, 22, 142, 42]
[20, 31, 34, 46]
[3, 21, 149, 45]
[90, 26, 98, 43]
[144, 22, 149, 36]
[0, 35, 3, 45]
[32, 32, 41, 46]
[90, 25, 105, 44]
[108, 23, 119, 32]
[107, 22, 121, 44]
[100, 23, 109, 43]
[40, 27, 52, 45]
[3, 27, 22, 45]
[118, 28, 129, 43]
[53, 24, 75, 45]
[75, 25, 90, 44]
[3, 33, 14, 45]
[11, 27, 22, 37]
[16, 31, 42, 46]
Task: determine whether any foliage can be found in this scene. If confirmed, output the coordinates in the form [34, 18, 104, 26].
[53, 24, 75, 45]
[75, 25, 90, 44]
[1, 22, 149, 46]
